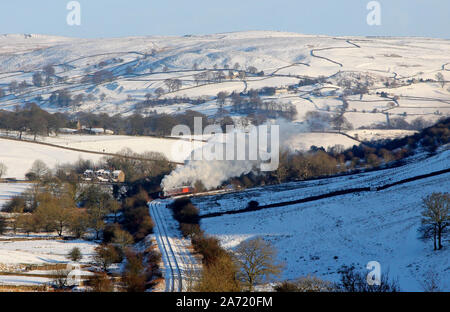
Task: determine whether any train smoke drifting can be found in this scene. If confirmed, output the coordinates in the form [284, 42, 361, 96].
[161, 159, 255, 190]
[161, 119, 304, 191]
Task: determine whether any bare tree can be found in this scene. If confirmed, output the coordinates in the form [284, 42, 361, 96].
[173, 79, 182, 91]
[90, 273, 114, 292]
[32, 72, 44, 87]
[337, 265, 399, 292]
[52, 268, 71, 289]
[435, 72, 445, 88]
[234, 237, 283, 291]
[420, 270, 442, 292]
[194, 253, 241, 292]
[305, 111, 332, 132]
[274, 275, 335, 292]
[193, 73, 202, 86]
[214, 71, 226, 82]
[185, 263, 202, 292]
[164, 79, 173, 92]
[94, 244, 120, 272]
[420, 192, 449, 250]
[164, 79, 182, 92]
[9, 81, 18, 93]
[155, 87, 165, 97]
[331, 113, 353, 132]
[26, 159, 50, 181]
[247, 66, 258, 74]
[216, 91, 228, 116]
[0, 162, 7, 179]
[43, 64, 55, 78]
[0, 217, 6, 235]
[67, 247, 83, 262]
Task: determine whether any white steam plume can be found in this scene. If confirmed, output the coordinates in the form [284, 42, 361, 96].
[161, 159, 255, 190]
[161, 120, 306, 191]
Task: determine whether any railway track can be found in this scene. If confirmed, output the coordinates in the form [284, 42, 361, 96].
[149, 201, 182, 292]
[149, 200, 201, 291]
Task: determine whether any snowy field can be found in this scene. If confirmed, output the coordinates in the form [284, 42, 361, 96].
[194, 149, 450, 291]
[0, 239, 96, 266]
[34, 134, 198, 163]
[201, 173, 450, 291]
[0, 138, 103, 180]
[0, 236, 97, 287]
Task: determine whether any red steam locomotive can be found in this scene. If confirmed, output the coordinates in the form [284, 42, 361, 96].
[160, 186, 195, 198]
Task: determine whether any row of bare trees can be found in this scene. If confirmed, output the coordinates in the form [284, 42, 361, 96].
[0, 103, 70, 140]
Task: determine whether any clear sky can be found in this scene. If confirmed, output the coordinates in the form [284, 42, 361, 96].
[1, 0, 449, 39]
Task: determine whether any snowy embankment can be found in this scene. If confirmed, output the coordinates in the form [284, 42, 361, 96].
[192, 149, 450, 216]
[196, 149, 450, 291]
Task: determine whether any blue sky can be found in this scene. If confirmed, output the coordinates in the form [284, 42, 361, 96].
[1, 0, 449, 38]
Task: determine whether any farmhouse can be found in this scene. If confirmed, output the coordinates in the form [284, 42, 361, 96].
[83, 169, 125, 183]
[274, 87, 288, 95]
[228, 71, 240, 79]
[58, 121, 114, 135]
[81, 127, 114, 135]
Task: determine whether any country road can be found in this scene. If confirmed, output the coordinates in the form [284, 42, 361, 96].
[148, 199, 200, 292]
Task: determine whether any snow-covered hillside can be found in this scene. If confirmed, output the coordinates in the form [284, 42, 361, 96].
[0, 31, 448, 129]
[194, 148, 450, 291]
[192, 149, 450, 216]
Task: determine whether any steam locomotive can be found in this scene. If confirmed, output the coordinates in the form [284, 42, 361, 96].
[159, 186, 195, 198]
